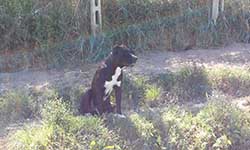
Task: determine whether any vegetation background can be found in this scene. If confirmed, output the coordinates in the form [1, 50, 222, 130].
[0, 0, 249, 71]
[0, 0, 250, 150]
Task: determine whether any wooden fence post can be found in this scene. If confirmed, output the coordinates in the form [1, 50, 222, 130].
[90, 0, 102, 36]
[210, 0, 225, 24]
[212, 0, 219, 24]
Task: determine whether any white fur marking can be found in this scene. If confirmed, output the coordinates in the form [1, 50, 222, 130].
[104, 67, 122, 98]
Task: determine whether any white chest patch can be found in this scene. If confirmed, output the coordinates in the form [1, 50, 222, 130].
[104, 67, 122, 98]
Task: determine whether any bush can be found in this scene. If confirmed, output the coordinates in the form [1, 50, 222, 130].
[150, 65, 250, 103]
[0, 87, 60, 127]
[54, 84, 86, 114]
[151, 65, 211, 104]
[9, 124, 53, 150]
[0, 91, 34, 124]
[208, 66, 250, 97]
[129, 113, 162, 149]
[197, 100, 250, 149]
[144, 85, 161, 104]
[173, 65, 211, 102]
[122, 75, 147, 110]
[9, 99, 124, 150]
[161, 100, 250, 150]
[105, 113, 162, 150]
[123, 65, 211, 106]
[41, 98, 72, 126]
[0, 0, 89, 51]
[7, 92, 250, 150]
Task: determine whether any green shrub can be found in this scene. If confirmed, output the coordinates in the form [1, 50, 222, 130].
[151, 65, 211, 103]
[0, 0, 87, 50]
[127, 65, 250, 106]
[144, 85, 161, 106]
[160, 100, 250, 150]
[130, 113, 162, 149]
[197, 100, 250, 149]
[208, 66, 250, 97]
[9, 124, 53, 150]
[0, 87, 60, 127]
[9, 116, 123, 150]
[41, 98, 72, 126]
[0, 91, 34, 123]
[54, 84, 86, 114]
[173, 65, 211, 102]
[161, 106, 204, 149]
[122, 75, 147, 110]
[10, 99, 123, 150]
[153, 72, 176, 92]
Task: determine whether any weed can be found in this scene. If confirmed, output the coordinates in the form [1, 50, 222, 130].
[9, 99, 124, 150]
[129, 113, 162, 150]
[0, 91, 34, 124]
[144, 85, 161, 107]
[160, 100, 250, 149]
[208, 66, 250, 97]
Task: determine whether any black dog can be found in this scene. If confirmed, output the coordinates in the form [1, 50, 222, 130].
[80, 45, 137, 115]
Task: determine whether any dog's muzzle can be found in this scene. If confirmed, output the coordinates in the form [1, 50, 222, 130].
[131, 54, 138, 64]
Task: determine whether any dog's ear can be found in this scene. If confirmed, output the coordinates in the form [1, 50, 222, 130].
[113, 44, 120, 49]
[113, 44, 127, 49]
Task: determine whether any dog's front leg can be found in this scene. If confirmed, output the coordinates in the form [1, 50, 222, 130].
[94, 90, 105, 115]
[115, 72, 123, 114]
[103, 97, 115, 113]
[115, 86, 122, 114]
[79, 89, 93, 115]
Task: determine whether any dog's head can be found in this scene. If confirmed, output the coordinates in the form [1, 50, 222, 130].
[111, 44, 138, 67]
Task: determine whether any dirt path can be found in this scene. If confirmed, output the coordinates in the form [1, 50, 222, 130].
[134, 43, 250, 75]
[0, 43, 249, 93]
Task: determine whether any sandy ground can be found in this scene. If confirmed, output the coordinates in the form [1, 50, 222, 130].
[0, 43, 249, 94]
[134, 43, 250, 75]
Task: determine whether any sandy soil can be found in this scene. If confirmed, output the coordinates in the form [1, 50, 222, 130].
[1, 43, 249, 94]
[133, 43, 250, 75]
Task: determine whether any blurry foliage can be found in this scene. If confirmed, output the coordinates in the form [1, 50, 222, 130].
[0, 0, 249, 71]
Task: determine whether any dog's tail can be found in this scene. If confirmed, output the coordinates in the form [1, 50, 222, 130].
[79, 89, 93, 115]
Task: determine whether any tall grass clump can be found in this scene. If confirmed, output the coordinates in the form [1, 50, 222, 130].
[0, 0, 90, 51]
[151, 65, 211, 103]
[0, 91, 34, 124]
[144, 85, 161, 105]
[122, 75, 148, 110]
[105, 113, 163, 150]
[150, 65, 250, 103]
[161, 100, 250, 149]
[208, 66, 250, 97]
[129, 113, 162, 150]
[173, 65, 211, 102]
[9, 98, 124, 150]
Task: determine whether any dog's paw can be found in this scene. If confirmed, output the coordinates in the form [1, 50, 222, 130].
[85, 113, 92, 117]
[113, 114, 126, 118]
